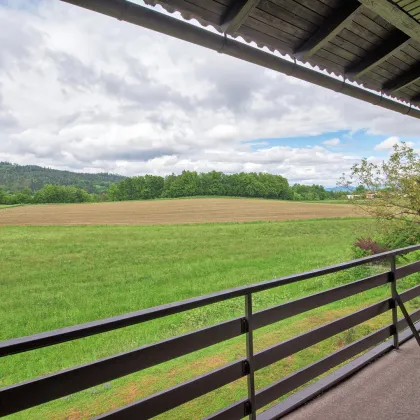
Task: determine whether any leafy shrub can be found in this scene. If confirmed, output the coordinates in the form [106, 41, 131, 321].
[353, 237, 389, 259]
[380, 222, 420, 250]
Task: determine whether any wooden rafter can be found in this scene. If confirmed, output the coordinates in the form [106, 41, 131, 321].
[294, 0, 361, 61]
[220, 0, 261, 35]
[346, 31, 410, 79]
[383, 62, 420, 92]
[359, 0, 420, 44]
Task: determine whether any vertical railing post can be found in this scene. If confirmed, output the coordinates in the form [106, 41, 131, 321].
[390, 254, 399, 350]
[245, 293, 256, 420]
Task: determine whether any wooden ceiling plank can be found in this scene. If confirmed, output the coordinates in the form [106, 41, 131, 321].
[268, 0, 325, 26]
[346, 30, 410, 78]
[291, 0, 334, 17]
[340, 27, 376, 51]
[236, 23, 295, 54]
[398, 0, 416, 8]
[145, 0, 222, 25]
[330, 35, 367, 57]
[355, 10, 393, 37]
[383, 61, 420, 92]
[359, 0, 420, 43]
[244, 15, 303, 45]
[221, 0, 261, 34]
[250, 7, 310, 39]
[381, 55, 411, 73]
[405, 0, 420, 12]
[257, 0, 318, 32]
[408, 5, 420, 16]
[294, 0, 361, 60]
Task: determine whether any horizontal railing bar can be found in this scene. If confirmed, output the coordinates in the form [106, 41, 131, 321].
[385, 243, 420, 256]
[396, 261, 420, 279]
[2, 278, 419, 416]
[400, 284, 420, 303]
[258, 310, 420, 420]
[255, 325, 392, 409]
[258, 315, 420, 420]
[95, 359, 246, 419]
[254, 299, 391, 371]
[2, 279, 419, 417]
[253, 272, 389, 329]
[203, 398, 248, 420]
[0, 318, 243, 417]
[2, 245, 419, 356]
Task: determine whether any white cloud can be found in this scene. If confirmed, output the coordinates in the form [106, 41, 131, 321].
[374, 136, 414, 151]
[322, 138, 340, 146]
[0, 0, 420, 186]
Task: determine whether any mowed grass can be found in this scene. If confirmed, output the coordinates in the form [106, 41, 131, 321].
[1, 218, 419, 419]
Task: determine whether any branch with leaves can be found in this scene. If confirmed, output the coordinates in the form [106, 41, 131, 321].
[339, 143, 420, 225]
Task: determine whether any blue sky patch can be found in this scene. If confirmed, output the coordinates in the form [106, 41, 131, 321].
[245, 129, 419, 158]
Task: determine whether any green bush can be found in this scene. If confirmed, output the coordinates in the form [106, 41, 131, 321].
[352, 222, 420, 260]
[380, 222, 420, 250]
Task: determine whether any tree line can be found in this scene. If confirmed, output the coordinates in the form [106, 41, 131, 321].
[0, 170, 346, 205]
[0, 185, 92, 205]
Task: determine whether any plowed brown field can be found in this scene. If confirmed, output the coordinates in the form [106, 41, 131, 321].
[0, 198, 361, 226]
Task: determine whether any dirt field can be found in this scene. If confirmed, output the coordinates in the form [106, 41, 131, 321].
[0, 198, 362, 226]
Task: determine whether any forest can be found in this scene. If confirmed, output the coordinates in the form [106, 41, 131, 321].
[0, 163, 346, 204]
[0, 162, 124, 193]
[106, 171, 342, 201]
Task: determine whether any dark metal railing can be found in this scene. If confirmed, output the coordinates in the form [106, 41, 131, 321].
[1, 244, 420, 419]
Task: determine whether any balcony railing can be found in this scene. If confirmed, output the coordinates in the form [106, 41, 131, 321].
[1, 244, 420, 419]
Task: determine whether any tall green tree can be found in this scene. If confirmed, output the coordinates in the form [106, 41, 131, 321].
[0, 187, 6, 204]
[340, 143, 420, 248]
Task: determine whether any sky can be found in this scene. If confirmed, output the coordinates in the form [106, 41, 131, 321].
[0, 0, 419, 186]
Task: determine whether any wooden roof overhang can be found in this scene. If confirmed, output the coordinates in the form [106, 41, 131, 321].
[61, 0, 420, 120]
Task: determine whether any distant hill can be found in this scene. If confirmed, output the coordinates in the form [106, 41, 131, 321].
[325, 186, 355, 192]
[0, 162, 126, 193]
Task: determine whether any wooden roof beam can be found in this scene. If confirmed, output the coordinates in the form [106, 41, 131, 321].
[359, 0, 420, 44]
[221, 0, 261, 35]
[346, 31, 410, 79]
[294, 0, 361, 61]
[383, 62, 420, 93]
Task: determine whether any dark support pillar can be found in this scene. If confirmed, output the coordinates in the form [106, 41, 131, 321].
[245, 293, 256, 419]
[394, 295, 420, 347]
[391, 255, 420, 348]
[390, 255, 399, 349]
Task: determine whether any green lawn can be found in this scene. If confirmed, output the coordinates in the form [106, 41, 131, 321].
[1, 218, 419, 419]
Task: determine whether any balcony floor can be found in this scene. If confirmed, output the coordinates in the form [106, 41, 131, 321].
[284, 338, 420, 420]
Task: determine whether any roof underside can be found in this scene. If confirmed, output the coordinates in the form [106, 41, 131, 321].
[394, 0, 420, 23]
[144, 0, 420, 106]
